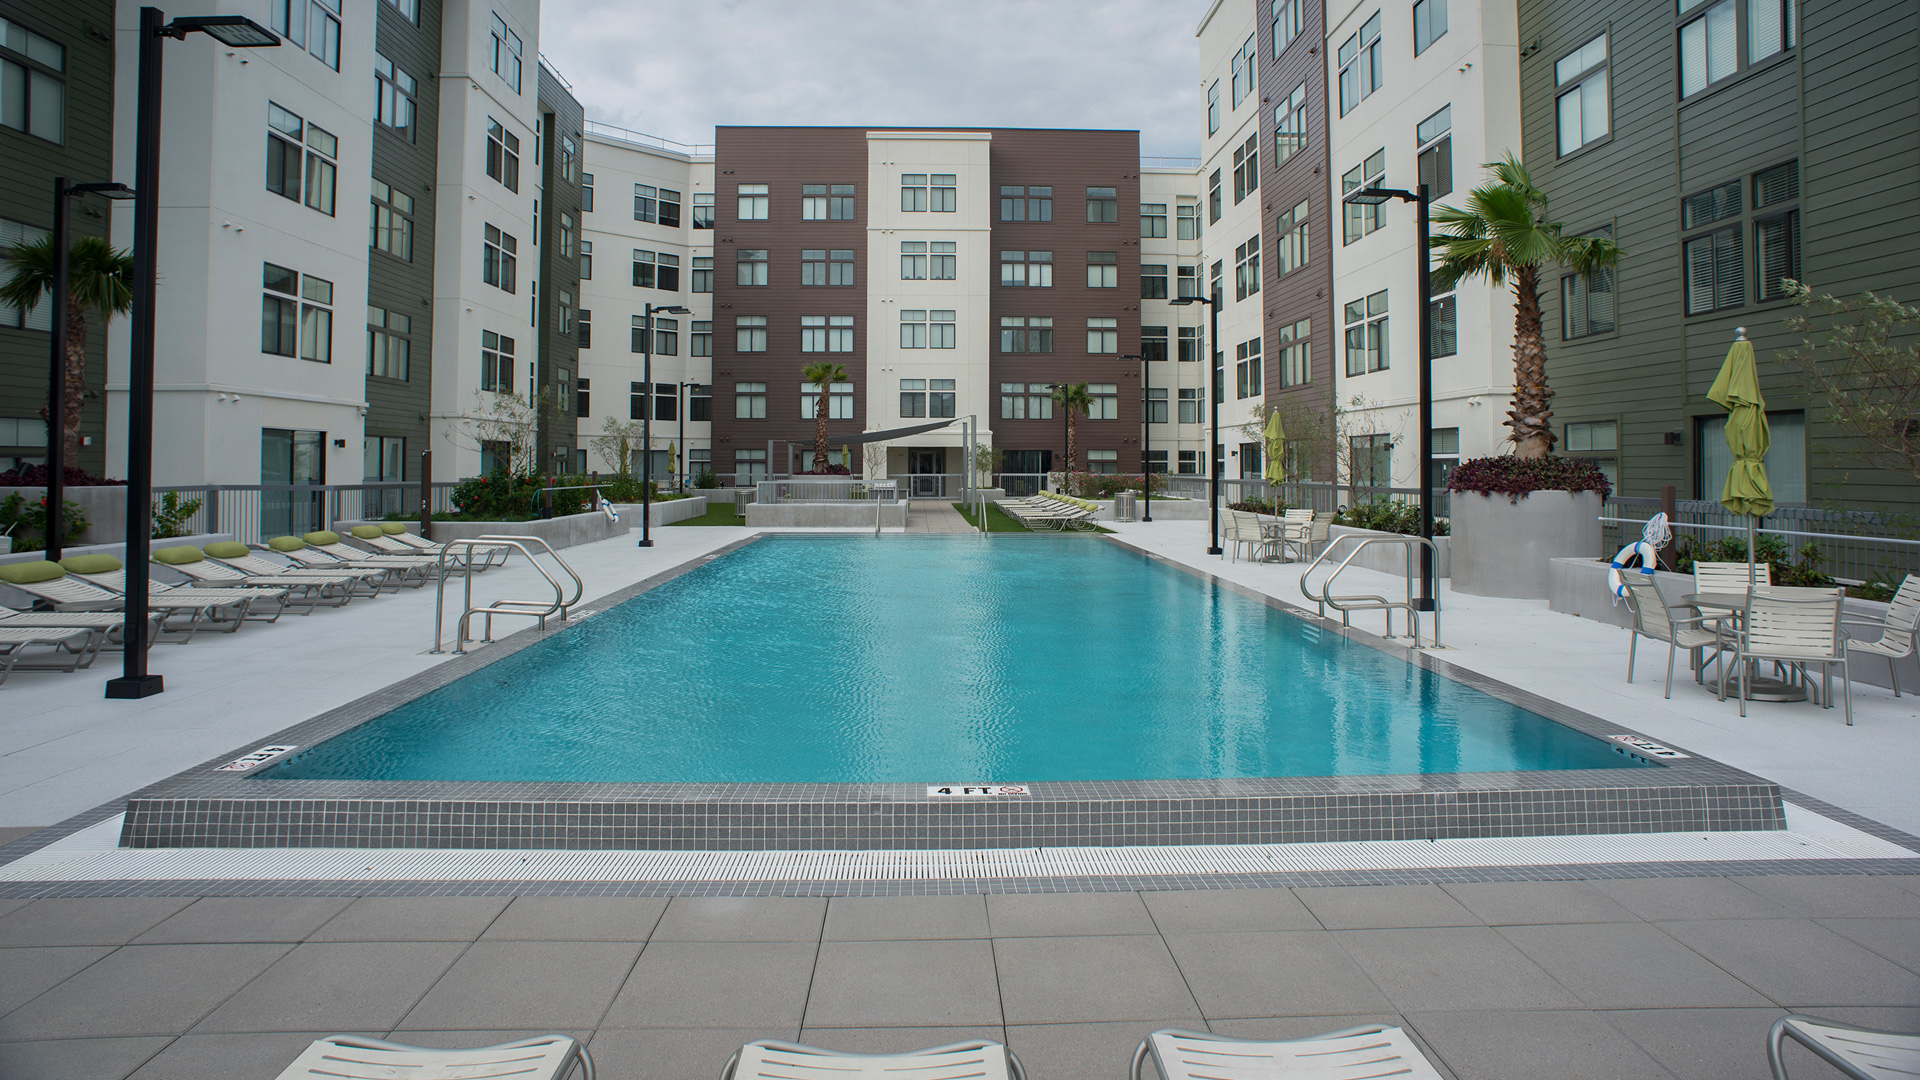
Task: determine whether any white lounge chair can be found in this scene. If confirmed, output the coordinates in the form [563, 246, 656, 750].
[349, 522, 502, 571]
[1622, 575, 1729, 698]
[1768, 1014, 1920, 1080]
[275, 1034, 592, 1080]
[206, 541, 387, 598]
[1843, 574, 1919, 697]
[0, 609, 147, 651]
[266, 536, 420, 589]
[1724, 586, 1851, 724]
[724, 1039, 1025, 1080]
[1132, 1025, 1445, 1080]
[155, 545, 349, 611]
[63, 560, 282, 629]
[0, 625, 103, 685]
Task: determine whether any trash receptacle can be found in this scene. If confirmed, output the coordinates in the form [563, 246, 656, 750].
[1114, 491, 1137, 522]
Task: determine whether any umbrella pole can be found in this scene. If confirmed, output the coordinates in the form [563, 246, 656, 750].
[1748, 514, 1757, 581]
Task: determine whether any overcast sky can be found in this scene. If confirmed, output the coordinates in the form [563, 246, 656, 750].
[538, 0, 1213, 161]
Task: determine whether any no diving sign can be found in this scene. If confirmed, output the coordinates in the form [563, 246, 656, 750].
[928, 785, 1030, 797]
[215, 745, 297, 772]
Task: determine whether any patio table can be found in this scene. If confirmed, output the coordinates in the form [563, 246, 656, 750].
[1681, 591, 1811, 703]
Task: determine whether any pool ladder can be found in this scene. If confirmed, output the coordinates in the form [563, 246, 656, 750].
[1299, 533, 1444, 649]
[431, 535, 584, 655]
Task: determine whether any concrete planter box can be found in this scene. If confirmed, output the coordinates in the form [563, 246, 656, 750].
[747, 502, 907, 528]
[1327, 524, 1451, 578]
[612, 496, 706, 527]
[424, 510, 627, 551]
[1451, 490, 1601, 599]
[1086, 496, 1207, 521]
[0, 485, 128, 547]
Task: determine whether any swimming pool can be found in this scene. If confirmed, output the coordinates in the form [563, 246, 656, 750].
[265, 535, 1647, 784]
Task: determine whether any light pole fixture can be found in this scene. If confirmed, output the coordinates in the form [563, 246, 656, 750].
[1171, 292, 1223, 555]
[1116, 353, 1152, 522]
[1342, 180, 1435, 613]
[44, 179, 134, 564]
[636, 302, 690, 548]
[107, 8, 278, 701]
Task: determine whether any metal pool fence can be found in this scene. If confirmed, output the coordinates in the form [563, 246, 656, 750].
[151, 483, 459, 545]
[1601, 496, 1920, 585]
[755, 478, 902, 503]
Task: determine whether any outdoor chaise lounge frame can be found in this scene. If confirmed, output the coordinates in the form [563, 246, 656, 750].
[209, 547, 389, 598]
[0, 625, 103, 686]
[275, 1033, 592, 1080]
[1, 567, 262, 638]
[1767, 1014, 1920, 1079]
[723, 1039, 1025, 1080]
[68, 565, 287, 627]
[1132, 1025, 1446, 1080]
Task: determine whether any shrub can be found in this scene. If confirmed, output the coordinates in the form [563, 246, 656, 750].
[694, 469, 721, 489]
[1446, 455, 1613, 500]
[1061, 471, 1167, 499]
[793, 464, 852, 476]
[0, 492, 89, 551]
[0, 464, 125, 487]
[1228, 497, 1285, 514]
[1334, 497, 1452, 537]
[152, 490, 204, 539]
[449, 471, 543, 521]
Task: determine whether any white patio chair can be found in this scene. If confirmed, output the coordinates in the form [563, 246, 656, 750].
[1843, 574, 1919, 697]
[724, 1039, 1025, 1080]
[1132, 1025, 1445, 1080]
[275, 1033, 592, 1080]
[1725, 586, 1851, 724]
[1768, 1014, 1920, 1080]
[1622, 575, 1729, 698]
[1693, 559, 1771, 618]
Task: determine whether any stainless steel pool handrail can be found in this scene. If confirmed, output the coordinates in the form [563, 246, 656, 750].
[430, 536, 583, 655]
[1299, 534, 1443, 648]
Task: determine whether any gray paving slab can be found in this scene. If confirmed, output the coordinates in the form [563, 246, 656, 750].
[805, 939, 1001, 1028]
[1602, 1007, 1788, 1080]
[398, 940, 641, 1031]
[587, 1027, 794, 1080]
[132, 897, 354, 944]
[126, 1032, 342, 1080]
[603, 941, 817, 1028]
[0, 897, 32, 919]
[1589, 876, 1788, 921]
[992, 935, 1201, 1025]
[308, 897, 510, 942]
[478, 897, 669, 941]
[1655, 918, 1920, 1007]
[1294, 885, 1479, 929]
[0, 945, 113, 1017]
[650, 897, 827, 942]
[1439, 881, 1641, 925]
[986, 892, 1158, 937]
[1006, 1020, 1205, 1080]
[823, 895, 989, 941]
[1406, 1009, 1674, 1080]
[0, 943, 291, 1040]
[1496, 922, 1772, 1009]
[793, 1026, 1008, 1053]
[1204, 1018, 1457, 1080]
[0, 898, 197, 947]
[1333, 928, 1583, 1013]
[1816, 918, 1920, 972]
[0, 1035, 172, 1080]
[1138, 888, 1321, 933]
[1732, 875, 1920, 918]
[192, 941, 467, 1033]
[1161, 931, 1393, 1019]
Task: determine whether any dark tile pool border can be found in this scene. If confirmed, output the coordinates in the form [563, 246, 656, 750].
[89, 532, 1799, 851]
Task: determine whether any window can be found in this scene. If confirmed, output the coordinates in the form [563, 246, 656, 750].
[1086, 251, 1117, 288]
[830, 249, 855, 286]
[265, 103, 335, 214]
[654, 316, 679, 356]
[1277, 318, 1312, 387]
[802, 249, 828, 286]
[999, 316, 1053, 353]
[1683, 179, 1744, 314]
[1087, 317, 1118, 354]
[901, 174, 928, 212]
[577, 308, 591, 349]
[645, 382, 673, 421]
[1171, 266, 1194, 300]
[367, 307, 410, 380]
[1179, 388, 1203, 424]
[1753, 160, 1800, 302]
[1142, 325, 1168, 363]
[1235, 338, 1263, 398]
[480, 330, 515, 391]
[631, 249, 654, 288]
[363, 435, 405, 483]
[1565, 420, 1617, 452]
[554, 372, 572, 416]
[691, 256, 712, 293]
[735, 315, 767, 352]
[1413, 0, 1448, 54]
[690, 386, 712, 421]
[691, 320, 711, 357]
[1350, 433, 1392, 488]
[930, 241, 957, 279]
[801, 381, 855, 420]
[737, 184, 769, 220]
[900, 241, 926, 279]
[579, 241, 593, 280]
[931, 175, 956, 212]
[1206, 80, 1220, 135]
[899, 378, 927, 417]
[488, 12, 522, 92]
[1273, 201, 1309, 277]
[1274, 82, 1308, 165]
[557, 290, 574, 336]
[1430, 293, 1457, 357]
[999, 186, 1052, 221]
[1745, 0, 1796, 66]
[1212, 260, 1224, 304]
[270, 0, 340, 70]
[736, 248, 768, 286]
[1087, 449, 1118, 475]
[1239, 442, 1264, 479]
[1344, 290, 1389, 374]
[900, 309, 928, 349]
[261, 264, 332, 363]
[802, 183, 858, 220]
[1000, 250, 1052, 287]
[1208, 169, 1223, 223]
[1178, 326, 1199, 363]
[486, 119, 520, 192]
[657, 188, 680, 227]
[1273, 0, 1302, 55]
[1417, 105, 1453, 198]
[930, 310, 955, 349]
[1141, 203, 1168, 238]
[1233, 135, 1259, 203]
[693, 192, 715, 228]
[634, 184, 657, 223]
[1699, 409, 1804, 502]
[1177, 202, 1199, 240]
[0, 14, 65, 143]
[575, 378, 589, 417]
[1088, 384, 1119, 420]
[1680, 0, 1737, 96]
[1431, 427, 1460, 489]
[558, 213, 575, 258]
[1339, 12, 1383, 115]
[0, 219, 50, 330]
[1234, 236, 1261, 300]
[657, 254, 681, 291]
[1556, 32, 1609, 155]
[370, 180, 413, 259]
[1231, 31, 1257, 108]
[735, 382, 767, 419]
[734, 448, 769, 480]
[1342, 150, 1387, 243]
[1562, 224, 1616, 339]
[1086, 186, 1117, 223]
[375, 54, 415, 139]
[1141, 264, 1169, 299]
[999, 383, 1055, 420]
[801, 314, 854, 353]
[581, 173, 594, 212]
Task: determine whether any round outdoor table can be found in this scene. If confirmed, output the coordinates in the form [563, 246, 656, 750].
[1681, 591, 1811, 703]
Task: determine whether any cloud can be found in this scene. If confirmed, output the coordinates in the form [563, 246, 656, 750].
[538, 0, 1210, 159]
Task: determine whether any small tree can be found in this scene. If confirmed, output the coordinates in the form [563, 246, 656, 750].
[863, 439, 890, 483]
[972, 444, 1004, 487]
[1051, 382, 1092, 472]
[0, 234, 134, 461]
[590, 416, 649, 474]
[456, 389, 546, 475]
[1780, 282, 1920, 484]
[801, 361, 848, 471]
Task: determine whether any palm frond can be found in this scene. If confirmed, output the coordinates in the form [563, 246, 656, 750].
[0, 233, 56, 311]
[66, 236, 134, 319]
[1556, 231, 1625, 273]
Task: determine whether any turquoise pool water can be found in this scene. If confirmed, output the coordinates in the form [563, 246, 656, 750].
[267, 535, 1648, 783]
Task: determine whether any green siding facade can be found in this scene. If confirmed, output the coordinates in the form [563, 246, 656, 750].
[535, 64, 583, 470]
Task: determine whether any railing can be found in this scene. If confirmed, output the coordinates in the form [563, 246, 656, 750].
[583, 120, 714, 156]
[431, 535, 583, 656]
[1300, 533, 1444, 648]
[151, 483, 458, 546]
[756, 478, 901, 504]
[1602, 496, 1920, 585]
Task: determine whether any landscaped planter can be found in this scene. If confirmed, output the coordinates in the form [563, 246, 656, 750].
[1087, 496, 1207, 521]
[424, 510, 627, 551]
[612, 496, 706, 527]
[0, 484, 128, 547]
[1451, 490, 1601, 599]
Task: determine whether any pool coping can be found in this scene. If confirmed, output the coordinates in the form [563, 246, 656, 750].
[79, 532, 1797, 852]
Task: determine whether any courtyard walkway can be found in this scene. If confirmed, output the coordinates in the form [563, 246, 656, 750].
[904, 501, 974, 533]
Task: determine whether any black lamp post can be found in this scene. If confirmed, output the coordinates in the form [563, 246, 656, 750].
[636, 302, 690, 548]
[1171, 292, 1222, 555]
[1342, 180, 1435, 613]
[44, 178, 134, 563]
[1115, 353, 1152, 521]
[106, 8, 278, 701]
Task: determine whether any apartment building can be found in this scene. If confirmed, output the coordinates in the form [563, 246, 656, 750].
[1140, 166, 1206, 479]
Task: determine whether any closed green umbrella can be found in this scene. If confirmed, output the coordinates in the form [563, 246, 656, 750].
[1262, 410, 1287, 485]
[1705, 330, 1773, 571]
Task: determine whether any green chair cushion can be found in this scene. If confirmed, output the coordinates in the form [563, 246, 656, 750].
[60, 553, 125, 574]
[350, 525, 385, 539]
[303, 530, 341, 546]
[151, 545, 204, 565]
[0, 560, 66, 584]
[267, 536, 307, 552]
[202, 541, 251, 559]
[380, 522, 409, 535]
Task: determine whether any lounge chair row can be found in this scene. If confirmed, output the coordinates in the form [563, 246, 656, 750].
[998, 494, 1102, 530]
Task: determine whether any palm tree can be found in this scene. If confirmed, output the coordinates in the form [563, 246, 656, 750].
[0, 234, 134, 461]
[1430, 153, 1621, 458]
[801, 361, 848, 472]
[1051, 382, 1092, 473]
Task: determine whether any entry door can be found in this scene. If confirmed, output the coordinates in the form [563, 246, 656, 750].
[911, 448, 945, 497]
